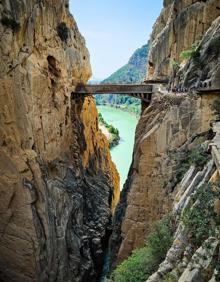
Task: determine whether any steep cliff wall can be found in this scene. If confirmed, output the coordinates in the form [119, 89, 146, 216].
[110, 93, 216, 267]
[110, 0, 220, 272]
[146, 132, 220, 281]
[147, 0, 220, 80]
[0, 1, 119, 281]
[178, 16, 220, 90]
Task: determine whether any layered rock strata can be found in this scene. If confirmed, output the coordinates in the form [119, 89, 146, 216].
[0, 1, 119, 281]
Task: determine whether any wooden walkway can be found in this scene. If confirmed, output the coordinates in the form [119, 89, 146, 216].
[73, 82, 220, 104]
[74, 84, 154, 103]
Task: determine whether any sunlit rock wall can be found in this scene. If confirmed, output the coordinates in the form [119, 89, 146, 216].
[0, 1, 119, 281]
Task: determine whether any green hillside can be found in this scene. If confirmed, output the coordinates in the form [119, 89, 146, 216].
[103, 44, 149, 84]
[95, 44, 149, 115]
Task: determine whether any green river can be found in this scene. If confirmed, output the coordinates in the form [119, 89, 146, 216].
[97, 106, 138, 189]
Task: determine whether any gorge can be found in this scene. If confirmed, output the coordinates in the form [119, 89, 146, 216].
[97, 106, 138, 188]
[0, 1, 220, 282]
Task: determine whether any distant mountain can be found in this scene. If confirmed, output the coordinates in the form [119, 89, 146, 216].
[95, 44, 149, 115]
[102, 44, 149, 84]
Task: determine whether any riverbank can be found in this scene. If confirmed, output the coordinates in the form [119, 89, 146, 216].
[98, 113, 120, 148]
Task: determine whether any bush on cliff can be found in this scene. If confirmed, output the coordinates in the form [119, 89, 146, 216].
[110, 216, 173, 282]
[182, 182, 220, 248]
[176, 146, 208, 183]
[180, 41, 200, 65]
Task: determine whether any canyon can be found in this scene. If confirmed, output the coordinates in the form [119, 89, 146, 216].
[0, 0, 220, 282]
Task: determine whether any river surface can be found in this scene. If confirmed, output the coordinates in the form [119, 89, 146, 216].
[97, 106, 138, 189]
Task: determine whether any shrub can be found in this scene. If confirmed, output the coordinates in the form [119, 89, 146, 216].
[176, 146, 208, 183]
[110, 247, 153, 282]
[109, 125, 119, 136]
[111, 216, 173, 282]
[182, 183, 220, 247]
[180, 50, 192, 61]
[188, 147, 207, 168]
[180, 41, 200, 65]
[57, 22, 69, 42]
[163, 271, 179, 282]
[170, 59, 180, 72]
[212, 99, 220, 120]
[146, 215, 173, 263]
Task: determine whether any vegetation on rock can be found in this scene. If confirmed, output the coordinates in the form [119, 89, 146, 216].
[170, 59, 180, 72]
[163, 271, 179, 282]
[98, 113, 120, 148]
[176, 145, 209, 183]
[180, 41, 201, 65]
[182, 182, 220, 248]
[110, 216, 173, 282]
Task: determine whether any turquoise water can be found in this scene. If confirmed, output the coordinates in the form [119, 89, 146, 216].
[97, 106, 138, 189]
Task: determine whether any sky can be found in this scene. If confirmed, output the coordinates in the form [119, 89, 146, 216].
[70, 1, 163, 80]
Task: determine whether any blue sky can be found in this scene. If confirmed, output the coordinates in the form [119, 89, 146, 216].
[70, 1, 163, 79]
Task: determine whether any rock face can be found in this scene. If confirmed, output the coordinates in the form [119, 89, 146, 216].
[178, 16, 220, 90]
[0, 1, 119, 281]
[146, 119, 220, 281]
[110, 0, 220, 271]
[110, 93, 216, 268]
[147, 0, 220, 80]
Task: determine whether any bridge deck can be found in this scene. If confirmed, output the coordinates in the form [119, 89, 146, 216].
[75, 84, 153, 94]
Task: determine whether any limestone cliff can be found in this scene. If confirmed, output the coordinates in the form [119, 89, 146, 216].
[110, 93, 216, 267]
[147, 0, 220, 81]
[110, 0, 220, 275]
[0, 1, 119, 281]
[177, 16, 220, 90]
[146, 123, 220, 281]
